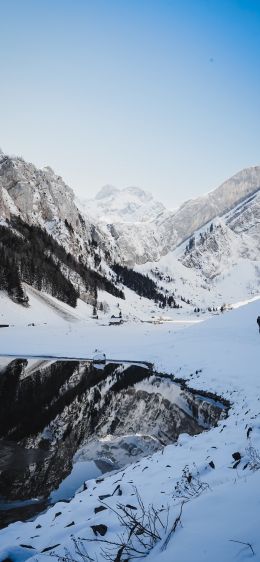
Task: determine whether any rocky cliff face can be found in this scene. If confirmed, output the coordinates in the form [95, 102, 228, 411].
[0, 153, 107, 264]
[180, 189, 260, 280]
[226, 188, 260, 246]
[169, 166, 260, 247]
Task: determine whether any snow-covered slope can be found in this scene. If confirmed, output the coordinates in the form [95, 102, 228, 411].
[0, 285, 94, 327]
[0, 278, 188, 331]
[1, 299, 260, 562]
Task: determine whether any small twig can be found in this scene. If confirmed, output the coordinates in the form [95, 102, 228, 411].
[161, 502, 184, 550]
[229, 539, 255, 556]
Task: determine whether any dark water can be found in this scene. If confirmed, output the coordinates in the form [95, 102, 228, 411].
[0, 357, 226, 528]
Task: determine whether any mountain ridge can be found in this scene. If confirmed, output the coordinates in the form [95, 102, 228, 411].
[1, 149, 260, 312]
[80, 164, 260, 265]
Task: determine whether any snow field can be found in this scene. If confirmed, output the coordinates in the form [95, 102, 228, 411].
[0, 299, 260, 561]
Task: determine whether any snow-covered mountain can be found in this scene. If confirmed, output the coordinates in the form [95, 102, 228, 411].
[80, 184, 166, 224]
[180, 190, 260, 278]
[138, 187, 260, 310]
[2, 152, 259, 271]
[0, 152, 127, 308]
[79, 167, 260, 267]
[88, 166, 260, 308]
[0, 152, 107, 261]
[1, 149, 260, 312]
[167, 166, 260, 248]
[0, 152, 180, 315]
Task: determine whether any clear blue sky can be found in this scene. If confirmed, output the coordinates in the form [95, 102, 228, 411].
[0, 0, 259, 207]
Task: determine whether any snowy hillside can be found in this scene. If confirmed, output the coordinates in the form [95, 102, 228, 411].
[0, 277, 190, 332]
[0, 153, 134, 309]
[0, 285, 94, 327]
[1, 298, 260, 562]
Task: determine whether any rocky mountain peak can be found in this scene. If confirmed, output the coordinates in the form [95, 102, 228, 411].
[0, 151, 108, 264]
[95, 184, 120, 200]
[82, 185, 166, 224]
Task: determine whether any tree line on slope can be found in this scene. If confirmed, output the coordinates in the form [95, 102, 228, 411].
[111, 263, 179, 308]
[0, 217, 124, 306]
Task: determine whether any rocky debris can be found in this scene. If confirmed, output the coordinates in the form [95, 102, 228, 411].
[94, 506, 107, 514]
[232, 452, 241, 461]
[91, 524, 108, 537]
[41, 544, 60, 553]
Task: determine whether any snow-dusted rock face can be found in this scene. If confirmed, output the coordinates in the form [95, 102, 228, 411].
[101, 220, 170, 265]
[138, 189, 260, 310]
[79, 184, 178, 265]
[179, 188, 260, 280]
[0, 153, 106, 261]
[181, 220, 258, 280]
[81, 185, 166, 224]
[169, 166, 260, 247]
[226, 188, 260, 245]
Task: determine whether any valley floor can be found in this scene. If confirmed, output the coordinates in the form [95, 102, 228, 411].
[0, 295, 260, 561]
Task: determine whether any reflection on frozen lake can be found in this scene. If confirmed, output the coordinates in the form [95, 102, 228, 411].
[50, 460, 102, 503]
[0, 356, 226, 529]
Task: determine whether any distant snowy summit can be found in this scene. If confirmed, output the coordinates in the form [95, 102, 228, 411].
[78, 166, 260, 265]
[79, 184, 166, 224]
